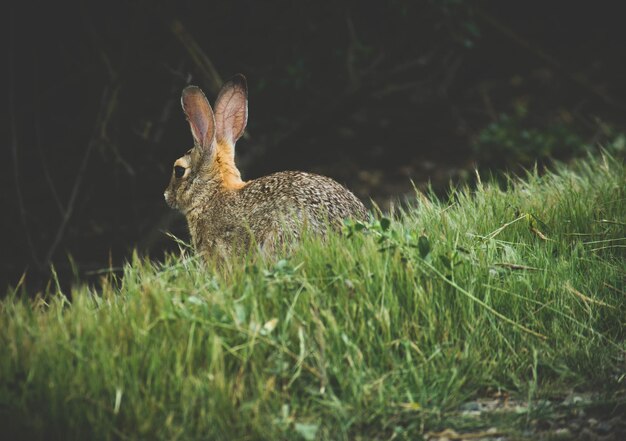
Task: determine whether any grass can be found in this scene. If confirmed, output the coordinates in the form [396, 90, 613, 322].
[1, 153, 625, 440]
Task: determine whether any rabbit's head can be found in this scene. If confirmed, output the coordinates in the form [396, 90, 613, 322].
[164, 75, 249, 212]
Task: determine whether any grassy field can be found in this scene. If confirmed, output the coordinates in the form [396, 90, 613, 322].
[1, 153, 625, 440]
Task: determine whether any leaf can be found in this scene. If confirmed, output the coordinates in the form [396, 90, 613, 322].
[262, 318, 279, 334]
[294, 422, 319, 441]
[234, 304, 246, 325]
[276, 259, 289, 270]
[398, 401, 421, 410]
[380, 217, 391, 232]
[186, 295, 204, 305]
[343, 220, 366, 238]
[418, 235, 431, 259]
[353, 221, 366, 231]
[439, 254, 452, 270]
[528, 213, 550, 233]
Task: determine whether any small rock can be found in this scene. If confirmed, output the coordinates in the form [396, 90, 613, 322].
[513, 404, 528, 413]
[535, 399, 553, 409]
[554, 427, 573, 439]
[588, 418, 598, 427]
[563, 394, 583, 406]
[595, 421, 613, 434]
[568, 421, 581, 432]
[579, 428, 597, 441]
[459, 401, 481, 411]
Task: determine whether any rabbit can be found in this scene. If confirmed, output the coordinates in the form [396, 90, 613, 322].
[164, 74, 368, 259]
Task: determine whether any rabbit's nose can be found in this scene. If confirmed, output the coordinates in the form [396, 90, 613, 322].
[163, 191, 169, 201]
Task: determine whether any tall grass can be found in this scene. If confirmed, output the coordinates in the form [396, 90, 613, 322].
[1, 153, 624, 440]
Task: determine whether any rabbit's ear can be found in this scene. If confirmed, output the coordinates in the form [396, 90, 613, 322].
[181, 86, 216, 153]
[214, 74, 248, 146]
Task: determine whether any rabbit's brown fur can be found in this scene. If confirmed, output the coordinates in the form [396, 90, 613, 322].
[164, 74, 367, 259]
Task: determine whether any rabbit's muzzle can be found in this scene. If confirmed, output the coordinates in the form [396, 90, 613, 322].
[164, 190, 176, 209]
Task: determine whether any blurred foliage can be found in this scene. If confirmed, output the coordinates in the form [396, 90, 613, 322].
[473, 112, 585, 164]
[431, 0, 482, 48]
[473, 97, 625, 165]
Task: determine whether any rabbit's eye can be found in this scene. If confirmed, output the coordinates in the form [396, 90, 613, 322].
[174, 166, 186, 178]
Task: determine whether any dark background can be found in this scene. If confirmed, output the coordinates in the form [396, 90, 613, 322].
[4, 1, 626, 294]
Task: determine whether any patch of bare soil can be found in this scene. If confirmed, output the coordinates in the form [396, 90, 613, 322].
[426, 390, 626, 441]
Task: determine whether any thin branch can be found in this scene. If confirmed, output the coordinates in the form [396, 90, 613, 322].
[475, 7, 626, 112]
[345, 13, 364, 91]
[33, 48, 65, 215]
[494, 263, 540, 271]
[37, 145, 65, 215]
[565, 283, 614, 309]
[9, 10, 41, 268]
[42, 86, 112, 267]
[594, 219, 626, 227]
[170, 18, 223, 96]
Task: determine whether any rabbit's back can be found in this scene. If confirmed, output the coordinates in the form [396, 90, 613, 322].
[239, 171, 367, 242]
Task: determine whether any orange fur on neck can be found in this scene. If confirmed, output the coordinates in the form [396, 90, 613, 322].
[214, 140, 246, 190]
